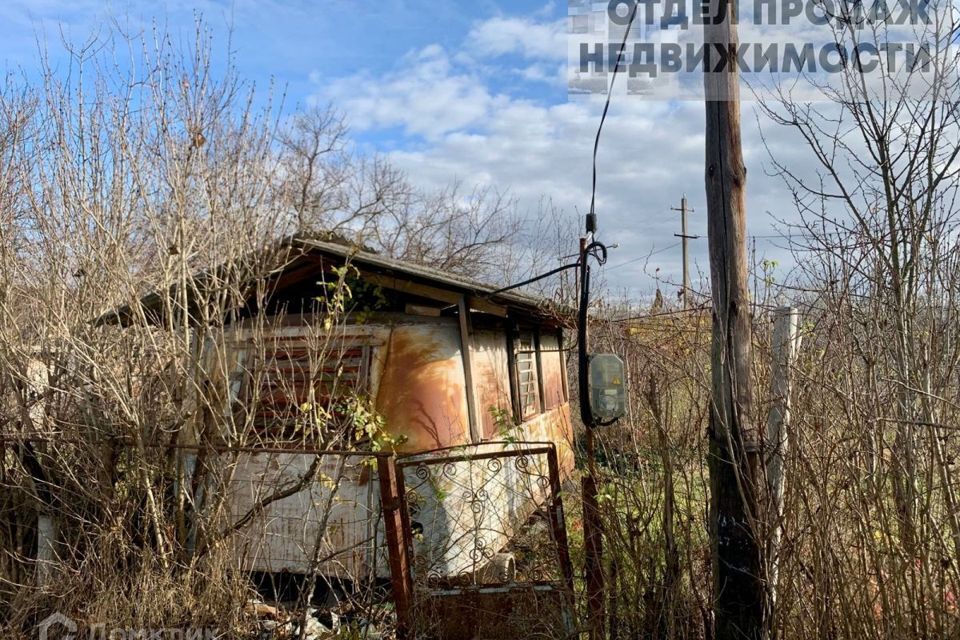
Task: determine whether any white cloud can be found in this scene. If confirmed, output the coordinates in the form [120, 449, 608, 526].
[313, 16, 805, 298]
[519, 62, 567, 86]
[324, 45, 505, 141]
[465, 15, 567, 61]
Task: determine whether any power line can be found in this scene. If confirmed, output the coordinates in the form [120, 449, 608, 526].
[483, 261, 581, 296]
[586, 0, 640, 235]
[605, 241, 681, 271]
[608, 303, 709, 323]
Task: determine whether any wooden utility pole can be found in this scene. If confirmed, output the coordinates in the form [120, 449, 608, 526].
[702, 0, 766, 636]
[579, 236, 605, 640]
[671, 195, 698, 307]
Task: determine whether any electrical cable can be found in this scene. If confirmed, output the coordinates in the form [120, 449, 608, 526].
[483, 261, 581, 297]
[605, 241, 682, 271]
[587, 0, 641, 234]
[579, 4, 638, 429]
[578, 240, 610, 428]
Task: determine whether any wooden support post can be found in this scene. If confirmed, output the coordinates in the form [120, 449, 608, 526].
[505, 322, 521, 423]
[377, 456, 413, 639]
[35, 513, 56, 586]
[702, 0, 765, 635]
[579, 235, 605, 640]
[457, 296, 481, 443]
[582, 469, 604, 640]
[765, 307, 799, 628]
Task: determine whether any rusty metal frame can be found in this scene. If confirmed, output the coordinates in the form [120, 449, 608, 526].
[546, 445, 575, 595]
[400, 442, 554, 465]
[377, 455, 414, 639]
[205, 441, 573, 639]
[392, 442, 575, 636]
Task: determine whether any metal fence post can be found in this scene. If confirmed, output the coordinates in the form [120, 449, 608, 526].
[377, 455, 413, 639]
[546, 445, 575, 595]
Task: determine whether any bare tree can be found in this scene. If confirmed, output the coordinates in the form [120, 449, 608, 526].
[757, 0, 960, 635]
[0, 15, 565, 635]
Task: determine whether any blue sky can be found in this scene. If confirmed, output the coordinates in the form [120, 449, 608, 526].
[0, 0, 802, 299]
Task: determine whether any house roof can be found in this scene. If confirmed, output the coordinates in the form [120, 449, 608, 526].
[98, 235, 569, 328]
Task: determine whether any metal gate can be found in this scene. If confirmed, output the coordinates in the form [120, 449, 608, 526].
[393, 442, 575, 639]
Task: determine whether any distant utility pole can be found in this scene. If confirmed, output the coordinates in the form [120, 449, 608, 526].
[671, 195, 698, 308]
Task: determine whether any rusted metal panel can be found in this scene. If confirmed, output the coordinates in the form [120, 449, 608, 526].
[226, 452, 378, 579]
[218, 316, 574, 592]
[470, 330, 512, 439]
[374, 322, 472, 452]
[539, 333, 567, 410]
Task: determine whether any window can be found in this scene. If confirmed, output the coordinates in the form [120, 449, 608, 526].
[514, 332, 541, 420]
[240, 337, 372, 444]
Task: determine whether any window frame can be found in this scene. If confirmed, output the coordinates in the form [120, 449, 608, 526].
[510, 327, 543, 422]
[237, 335, 374, 446]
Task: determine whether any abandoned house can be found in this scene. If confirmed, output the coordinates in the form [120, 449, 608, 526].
[104, 236, 575, 587]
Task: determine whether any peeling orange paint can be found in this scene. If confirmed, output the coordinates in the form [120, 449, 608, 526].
[375, 323, 471, 452]
[471, 330, 513, 439]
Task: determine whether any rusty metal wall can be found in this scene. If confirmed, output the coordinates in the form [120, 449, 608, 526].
[226, 452, 384, 579]
[374, 321, 472, 451]
[539, 333, 566, 411]
[220, 316, 574, 586]
[223, 319, 471, 582]
[469, 329, 513, 439]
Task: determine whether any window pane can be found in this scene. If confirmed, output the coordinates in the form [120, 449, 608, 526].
[514, 333, 540, 420]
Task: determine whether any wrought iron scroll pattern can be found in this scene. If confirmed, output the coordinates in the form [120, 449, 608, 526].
[397, 445, 567, 588]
